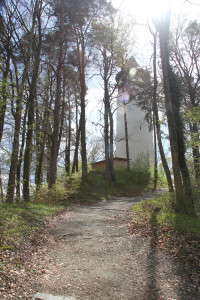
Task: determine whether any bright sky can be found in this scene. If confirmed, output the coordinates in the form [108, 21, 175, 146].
[112, 0, 200, 21]
[111, 0, 200, 64]
[87, 0, 200, 139]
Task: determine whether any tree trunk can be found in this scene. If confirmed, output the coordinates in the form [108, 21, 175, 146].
[108, 102, 115, 180]
[153, 115, 158, 191]
[169, 67, 194, 213]
[0, 167, 3, 201]
[0, 53, 10, 142]
[79, 40, 87, 176]
[0, 53, 10, 200]
[16, 104, 28, 201]
[157, 15, 184, 211]
[123, 103, 130, 172]
[48, 10, 64, 188]
[23, 10, 42, 201]
[72, 120, 81, 174]
[6, 3, 38, 203]
[104, 82, 111, 180]
[190, 122, 200, 182]
[157, 15, 194, 214]
[75, 100, 79, 173]
[152, 30, 173, 192]
[65, 93, 71, 176]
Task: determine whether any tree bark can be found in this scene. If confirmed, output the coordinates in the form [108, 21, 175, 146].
[79, 39, 88, 176]
[108, 101, 115, 180]
[123, 103, 130, 172]
[157, 14, 194, 214]
[48, 10, 64, 188]
[0, 52, 10, 142]
[169, 67, 194, 212]
[6, 1, 38, 203]
[153, 115, 158, 191]
[0, 49, 11, 200]
[23, 7, 42, 201]
[16, 104, 28, 201]
[190, 122, 200, 182]
[104, 81, 111, 180]
[152, 30, 173, 192]
[72, 120, 81, 174]
[65, 92, 71, 176]
[0, 166, 3, 201]
[156, 15, 184, 210]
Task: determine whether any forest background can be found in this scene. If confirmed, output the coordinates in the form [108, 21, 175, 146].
[0, 0, 200, 253]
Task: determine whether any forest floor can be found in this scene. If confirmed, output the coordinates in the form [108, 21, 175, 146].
[0, 190, 200, 300]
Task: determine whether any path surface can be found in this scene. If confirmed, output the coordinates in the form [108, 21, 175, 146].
[10, 191, 200, 299]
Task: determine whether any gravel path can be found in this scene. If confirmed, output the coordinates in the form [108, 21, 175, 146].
[2, 190, 200, 300]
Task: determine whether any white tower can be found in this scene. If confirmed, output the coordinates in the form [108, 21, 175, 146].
[115, 58, 154, 165]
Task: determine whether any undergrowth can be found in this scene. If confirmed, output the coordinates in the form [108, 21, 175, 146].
[131, 193, 200, 238]
[0, 165, 152, 249]
[0, 202, 64, 249]
[130, 192, 200, 285]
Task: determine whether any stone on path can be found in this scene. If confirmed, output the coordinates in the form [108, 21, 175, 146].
[33, 292, 76, 300]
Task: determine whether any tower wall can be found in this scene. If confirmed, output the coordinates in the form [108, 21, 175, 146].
[116, 93, 154, 165]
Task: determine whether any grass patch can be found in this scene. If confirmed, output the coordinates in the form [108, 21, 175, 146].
[0, 202, 64, 249]
[67, 167, 151, 202]
[130, 192, 200, 285]
[131, 193, 200, 238]
[0, 164, 151, 250]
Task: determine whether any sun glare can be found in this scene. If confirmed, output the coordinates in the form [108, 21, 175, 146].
[114, 0, 171, 21]
[143, 0, 171, 20]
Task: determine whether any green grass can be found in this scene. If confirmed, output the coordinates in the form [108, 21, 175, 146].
[130, 192, 200, 283]
[67, 168, 151, 202]
[131, 192, 200, 239]
[0, 165, 151, 250]
[0, 202, 64, 249]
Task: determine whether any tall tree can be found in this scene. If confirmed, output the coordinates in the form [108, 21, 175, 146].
[151, 29, 173, 192]
[171, 20, 200, 182]
[6, 0, 39, 203]
[67, 0, 113, 176]
[154, 11, 194, 214]
[92, 15, 132, 179]
[48, 1, 65, 188]
[23, 0, 43, 201]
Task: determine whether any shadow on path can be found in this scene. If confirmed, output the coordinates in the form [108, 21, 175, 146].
[145, 207, 161, 300]
[144, 207, 200, 300]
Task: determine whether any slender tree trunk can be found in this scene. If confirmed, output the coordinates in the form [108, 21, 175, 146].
[79, 40, 87, 176]
[72, 101, 80, 174]
[35, 69, 51, 189]
[23, 10, 42, 201]
[75, 100, 79, 172]
[152, 30, 173, 192]
[16, 104, 28, 201]
[65, 93, 71, 176]
[153, 115, 158, 191]
[0, 167, 3, 201]
[169, 67, 194, 212]
[157, 15, 194, 214]
[0, 53, 10, 142]
[157, 15, 184, 210]
[72, 120, 81, 174]
[190, 122, 200, 181]
[104, 81, 111, 180]
[35, 145, 45, 189]
[6, 0, 38, 203]
[108, 102, 114, 180]
[0, 53, 10, 200]
[35, 98, 46, 190]
[123, 103, 130, 172]
[48, 10, 64, 188]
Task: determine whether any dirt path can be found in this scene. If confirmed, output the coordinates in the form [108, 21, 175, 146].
[2, 191, 200, 300]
